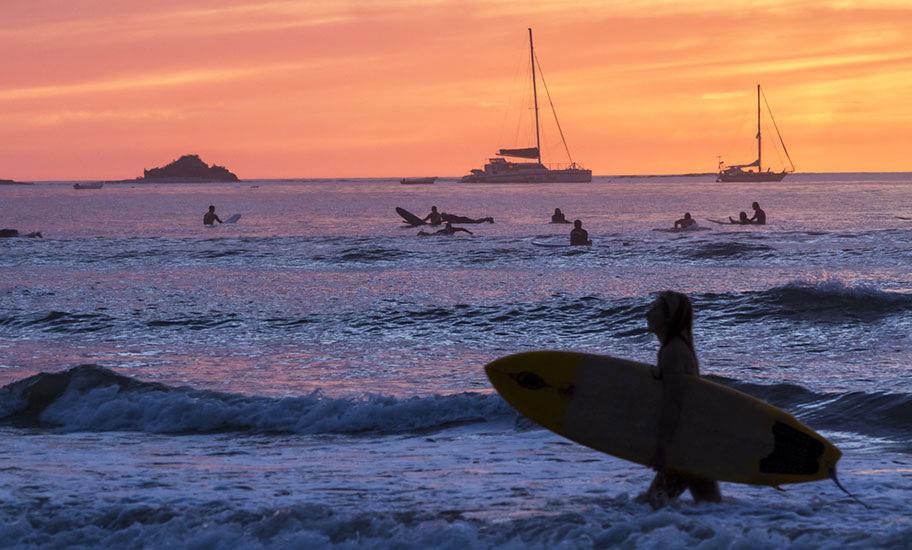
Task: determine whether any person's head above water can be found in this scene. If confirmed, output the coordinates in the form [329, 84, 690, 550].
[739, 211, 749, 221]
[647, 290, 695, 350]
[431, 206, 438, 212]
[573, 219, 582, 229]
[752, 202, 760, 209]
[684, 212, 692, 220]
[208, 205, 215, 212]
[554, 208, 562, 214]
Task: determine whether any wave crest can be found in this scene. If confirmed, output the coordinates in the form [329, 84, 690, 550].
[0, 365, 514, 434]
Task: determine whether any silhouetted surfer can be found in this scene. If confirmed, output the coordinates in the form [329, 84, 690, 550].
[417, 222, 473, 236]
[729, 211, 751, 224]
[0, 229, 41, 238]
[750, 202, 766, 225]
[570, 219, 591, 246]
[674, 213, 695, 229]
[203, 205, 222, 225]
[441, 213, 494, 224]
[422, 206, 443, 226]
[640, 291, 722, 509]
[551, 208, 569, 223]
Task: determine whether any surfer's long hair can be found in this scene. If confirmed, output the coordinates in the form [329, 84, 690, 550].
[656, 290, 698, 368]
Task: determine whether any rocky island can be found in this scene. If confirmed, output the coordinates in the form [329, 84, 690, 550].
[138, 154, 239, 182]
[0, 179, 33, 185]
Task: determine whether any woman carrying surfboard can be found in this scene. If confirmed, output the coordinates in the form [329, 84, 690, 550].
[641, 291, 722, 509]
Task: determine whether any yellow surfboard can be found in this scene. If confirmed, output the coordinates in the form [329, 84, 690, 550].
[485, 351, 841, 486]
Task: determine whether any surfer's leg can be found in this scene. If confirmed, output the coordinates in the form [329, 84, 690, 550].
[639, 472, 688, 509]
[687, 477, 722, 504]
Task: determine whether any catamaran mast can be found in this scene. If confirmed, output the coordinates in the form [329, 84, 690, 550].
[756, 84, 761, 172]
[529, 28, 541, 164]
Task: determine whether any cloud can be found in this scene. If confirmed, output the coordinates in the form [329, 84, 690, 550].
[28, 108, 188, 126]
[0, 1, 352, 44]
[0, 61, 321, 101]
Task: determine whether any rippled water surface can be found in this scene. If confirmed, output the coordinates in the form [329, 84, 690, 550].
[1, 174, 911, 548]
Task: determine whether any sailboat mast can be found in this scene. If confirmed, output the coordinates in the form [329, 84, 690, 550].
[756, 83, 761, 172]
[529, 28, 541, 164]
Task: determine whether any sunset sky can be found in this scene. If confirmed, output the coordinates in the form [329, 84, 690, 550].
[2, 0, 911, 180]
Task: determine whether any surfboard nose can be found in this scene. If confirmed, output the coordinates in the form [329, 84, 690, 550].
[484, 352, 579, 428]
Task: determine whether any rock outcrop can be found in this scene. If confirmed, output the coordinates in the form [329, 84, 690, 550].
[141, 154, 239, 182]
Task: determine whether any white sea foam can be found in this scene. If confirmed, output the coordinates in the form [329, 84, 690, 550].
[0, 424, 908, 549]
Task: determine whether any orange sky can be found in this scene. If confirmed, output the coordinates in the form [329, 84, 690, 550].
[2, 0, 911, 180]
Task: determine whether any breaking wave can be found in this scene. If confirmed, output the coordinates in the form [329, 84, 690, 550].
[0, 365, 514, 435]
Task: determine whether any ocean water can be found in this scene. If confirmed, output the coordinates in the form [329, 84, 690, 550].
[1, 174, 911, 549]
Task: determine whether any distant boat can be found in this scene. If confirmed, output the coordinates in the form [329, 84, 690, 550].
[73, 182, 104, 189]
[461, 29, 591, 184]
[717, 84, 794, 182]
[400, 177, 437, 185]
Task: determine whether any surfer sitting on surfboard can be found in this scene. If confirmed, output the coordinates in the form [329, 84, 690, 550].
[203, 205, 222, 225]
[417, 222, 473, 236]
[750, 202, 766, 225]
[640, 291, 722, 509]
[674, 213, 695, 230]
[729, 211, 751, 224]
[422, 206, 443, 226]
[570, 220, 592, 246]
[551, 208, 570, 223]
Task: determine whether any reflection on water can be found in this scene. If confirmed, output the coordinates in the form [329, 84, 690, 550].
[2, 176, 912, 398]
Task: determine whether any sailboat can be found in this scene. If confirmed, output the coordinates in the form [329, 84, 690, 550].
[461, 29, 591, 183]
[717, 84, 794, 182]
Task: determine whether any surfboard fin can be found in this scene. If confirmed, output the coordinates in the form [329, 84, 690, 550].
[828, 467, 869, 509]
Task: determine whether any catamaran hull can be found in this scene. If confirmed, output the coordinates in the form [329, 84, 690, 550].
[717, 172, 787, 183]
[461, 169, 592, 183]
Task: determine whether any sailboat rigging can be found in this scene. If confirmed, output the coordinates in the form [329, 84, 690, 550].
[461, 29, 591, 183]
[717, 84, 794, 182]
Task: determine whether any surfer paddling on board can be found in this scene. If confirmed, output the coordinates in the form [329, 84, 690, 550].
[417, 222, 473, 236]
[570, 220, 592, 246]
[640, 291, 722, 509]
[441, 212, 494, 224]
[750, 202, 766, 225]
[203, 205, 222, 225]
[674, 213, 695, 230]
[422, 206, 443, 226]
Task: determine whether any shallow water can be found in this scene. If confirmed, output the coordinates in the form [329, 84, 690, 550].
[1, 174, 911, 548]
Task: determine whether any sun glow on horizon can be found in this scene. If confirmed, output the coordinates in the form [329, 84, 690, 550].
[1, 0, 911, 179]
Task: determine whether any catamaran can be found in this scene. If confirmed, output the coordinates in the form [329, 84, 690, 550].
[717, 84, 795, 182]
[461, 29, 591, 183]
